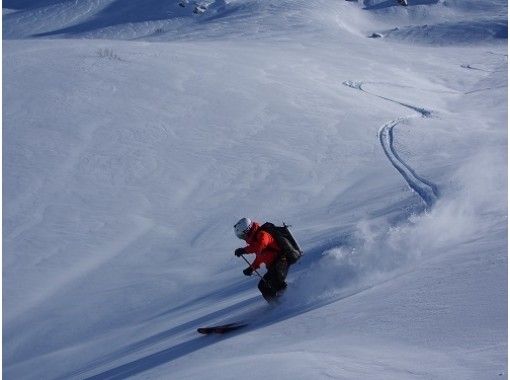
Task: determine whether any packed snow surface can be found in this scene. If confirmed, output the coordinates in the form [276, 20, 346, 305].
[3, 0, 507, 379]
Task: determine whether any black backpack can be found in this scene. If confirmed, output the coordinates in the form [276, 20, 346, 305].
[259, 222, 303, 265]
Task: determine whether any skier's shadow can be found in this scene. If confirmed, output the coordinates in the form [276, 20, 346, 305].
[65, 294, 259, 379]
[83, 335, 229, 380]
[363, 0, 438, 10]
[151, 278, 255, 320]
[82, 274, 394, 379]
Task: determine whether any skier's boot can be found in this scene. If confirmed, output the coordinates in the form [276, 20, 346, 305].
[276, 281, 287, 297]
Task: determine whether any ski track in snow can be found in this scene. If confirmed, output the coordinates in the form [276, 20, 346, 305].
[461, 63, 506, 73]
[343, 80, 440, 207]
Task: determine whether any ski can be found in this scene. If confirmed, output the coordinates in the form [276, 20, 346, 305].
[197, 323, 247, 334]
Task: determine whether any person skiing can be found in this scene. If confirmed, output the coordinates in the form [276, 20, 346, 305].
[234, 217, 288, 302]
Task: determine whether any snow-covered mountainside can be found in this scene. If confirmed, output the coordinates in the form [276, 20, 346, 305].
[3, 0, 507, 379]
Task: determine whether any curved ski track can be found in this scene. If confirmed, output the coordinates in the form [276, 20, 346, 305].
[343, 80, 439, 207]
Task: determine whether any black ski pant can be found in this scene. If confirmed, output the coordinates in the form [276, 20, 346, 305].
[258, 258, 288, 301]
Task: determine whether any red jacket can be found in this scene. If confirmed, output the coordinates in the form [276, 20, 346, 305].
[243, 222, 280, 270]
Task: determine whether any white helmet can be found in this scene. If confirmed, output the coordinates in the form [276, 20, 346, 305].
[234, 217, 252, 239]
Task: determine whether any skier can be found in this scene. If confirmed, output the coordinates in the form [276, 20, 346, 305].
[234, 218, 289, 302]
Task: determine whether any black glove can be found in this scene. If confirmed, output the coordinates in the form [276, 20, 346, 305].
[243, 267, 254, 276]
[235, 248, 246, 257]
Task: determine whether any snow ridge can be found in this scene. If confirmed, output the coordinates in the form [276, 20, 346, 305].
[343, 80, 439, 207]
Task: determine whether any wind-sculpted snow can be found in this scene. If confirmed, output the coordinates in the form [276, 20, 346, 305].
[3, 0, 508, 43]
[383, 19, 508, 45]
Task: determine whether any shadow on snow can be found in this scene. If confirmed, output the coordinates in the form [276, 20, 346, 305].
[363, 0, 439, 10]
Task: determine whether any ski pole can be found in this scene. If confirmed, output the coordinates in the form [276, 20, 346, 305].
[239, 254, 265, 281]
[238, 254, 277, 292]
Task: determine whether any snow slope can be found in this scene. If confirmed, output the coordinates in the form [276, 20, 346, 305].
[3, 0, 507, 379]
